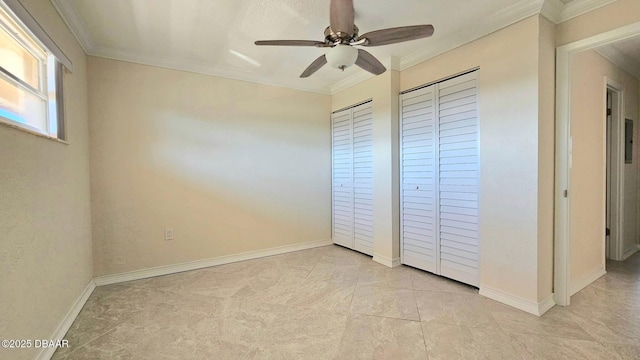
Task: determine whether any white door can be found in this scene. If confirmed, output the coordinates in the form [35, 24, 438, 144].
[332, 108, 354, 248]
[437, 72, 479, 287]
[332, 102, 375, 254]
[352, 103, 374, 256]
[400, 71, 479, 287]
[400, 86, 438, 273]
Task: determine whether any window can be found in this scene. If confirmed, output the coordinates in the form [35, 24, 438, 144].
[0, 3, 64, 139]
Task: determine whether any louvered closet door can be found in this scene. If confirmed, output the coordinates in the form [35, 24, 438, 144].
[437, 72, 479, 287]
[332, 109, 354, 249]
[352, 103, 374, 256]
[400, 86, 438, 273]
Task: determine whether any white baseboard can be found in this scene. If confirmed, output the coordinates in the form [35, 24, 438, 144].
[623, 246, 639, 260]
[94, 239, 332, 286]
[569, 266, 606, 296]
[37, 279, 96, 360]
[479, 286, 555, 316]
[372, 254, 401, 268]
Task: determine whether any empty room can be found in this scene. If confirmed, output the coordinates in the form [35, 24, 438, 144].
[1, 0, 639, 359]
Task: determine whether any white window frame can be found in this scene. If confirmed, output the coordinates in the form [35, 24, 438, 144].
[0, 1, 66, 140]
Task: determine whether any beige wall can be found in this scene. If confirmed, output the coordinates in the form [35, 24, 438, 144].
[403, 15, 545, 303]
[335, 16, 552, 304]
[89, 57, 331, 276]
[569, 50, 639, 286]
[0, 1, 92, 359]
[538, 16, 556, 302]
[556, 0, 640, 46]
[332, 70, 401, 265]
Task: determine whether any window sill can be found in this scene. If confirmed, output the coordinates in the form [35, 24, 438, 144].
[0, 118, 68, 145]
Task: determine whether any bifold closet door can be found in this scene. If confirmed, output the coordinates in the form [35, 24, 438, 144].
[437, 72, 479, 287]
[332, 109, 354, 249]
[400, 86, 438, 273]
[400, 71, 479, 287]
[331, 102, 374, 255]
[352, 103, 374, 256]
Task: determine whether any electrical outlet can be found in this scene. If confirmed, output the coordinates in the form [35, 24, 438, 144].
[165, 228, 174, 241]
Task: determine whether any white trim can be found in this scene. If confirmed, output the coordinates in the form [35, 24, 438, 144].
[330, 68, 375, 95]
[334, 0, 544, 95]
[1, 0, 72, 70]
[49, 0, 617, 95]
[330, 56, 400, 95]
[49, 0, 94, 53]
[479, 286, 555, 316]
[569, 266, 606, 296]
[623, 246, 639, 260]
[558, 0, 620, 23]
[372, 254, 401, 268]
[606, 78, 625, 262]
[540, 0, 564, 23]
[554, 21, 640, 307]
[37, 280, 95, 360]
[542, 0, 621, 23]
[94, 239, 332, 286]
[88, 46, 332, 95]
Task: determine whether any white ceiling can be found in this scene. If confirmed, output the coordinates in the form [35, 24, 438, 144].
[52, 0, 618, 94]
[597, 36, 640, 80]
[611, 37, 640, 62]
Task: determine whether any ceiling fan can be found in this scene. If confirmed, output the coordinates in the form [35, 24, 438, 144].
[254, 0, 434, 78]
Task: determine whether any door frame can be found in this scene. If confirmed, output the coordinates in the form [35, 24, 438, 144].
[554, 22, 640, 306]
[605, 80, 625, 262]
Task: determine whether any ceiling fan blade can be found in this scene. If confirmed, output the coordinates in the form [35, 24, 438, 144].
[359, 25, 434, 46]
[300, 55, 328, 78]
[330, 0, 355, 36]
[255, 40, 326, 47]
[355, 49, 386, 75]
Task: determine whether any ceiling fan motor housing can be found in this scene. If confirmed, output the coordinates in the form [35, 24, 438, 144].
[324, 25, 359, 44]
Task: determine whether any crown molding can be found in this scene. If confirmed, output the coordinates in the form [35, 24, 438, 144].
[596, 45, 640, 80]
[540, 0, 564, 23]
[89, 45, 332, 95]
[333, 0, 544, 94]
[401, 0, 543, 71]
[558, 0, 620, 23]
[52, 0, 623, 95]
[329, 56, 400, 95]
[50, 0, 94, 52]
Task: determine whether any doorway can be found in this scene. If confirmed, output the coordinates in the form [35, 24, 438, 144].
[605, 84, 624, 262]
[554, 22, 640, 306]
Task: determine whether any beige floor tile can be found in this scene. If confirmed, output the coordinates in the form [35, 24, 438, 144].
[336, 314, 427, 360]
[285, 279, 356, 314]
[350, 286, 420, 321]
[306, 262, 361, 285]
[422, 322, 524, 360]
[510, 332, 640, 360]
[491, 306, 594, 340]
[357, 263, 414, 289]
[53, 246, 640, 360]
[410, 268, 477, 294]
[414, 290, 510, 328]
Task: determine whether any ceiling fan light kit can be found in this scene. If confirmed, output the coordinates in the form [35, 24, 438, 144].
[255, 0, 434, 78]
[326, 44, 358, 71]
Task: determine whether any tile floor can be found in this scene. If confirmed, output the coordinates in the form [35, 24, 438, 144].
[53, 245, 640, 359]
